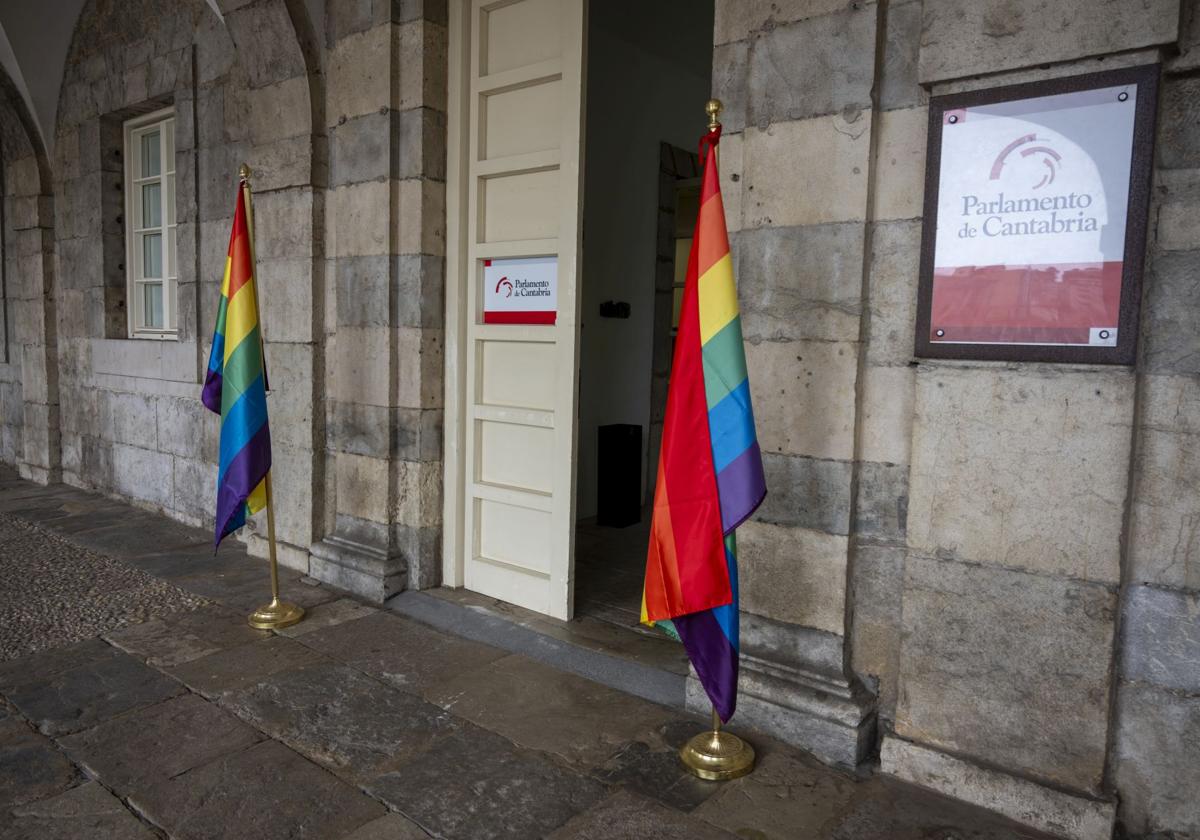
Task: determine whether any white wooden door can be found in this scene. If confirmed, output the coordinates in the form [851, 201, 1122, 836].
[444, 0, 586, 620]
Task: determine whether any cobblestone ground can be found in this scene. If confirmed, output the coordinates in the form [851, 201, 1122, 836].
[0, 468, 1055, 840]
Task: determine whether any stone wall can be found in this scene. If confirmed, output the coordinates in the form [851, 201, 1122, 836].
[52, 0, 324, 571]
[714, 0, 1199, 838]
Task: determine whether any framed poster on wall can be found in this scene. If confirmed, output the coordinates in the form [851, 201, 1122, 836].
[915, 65, 1159, 364]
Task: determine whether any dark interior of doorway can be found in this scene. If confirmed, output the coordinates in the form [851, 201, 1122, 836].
[573, 0, 713, 630]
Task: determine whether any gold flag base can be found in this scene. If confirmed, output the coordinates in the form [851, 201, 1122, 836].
[248, 597, 305, 630]
[680, 708, 756, 781]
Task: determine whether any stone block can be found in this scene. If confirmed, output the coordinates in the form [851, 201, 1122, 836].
[858, 364, 915, 465]
[738, 519, 848, 634]
[195, 10, 236, 84]
[852, 461, 908, 541]
[552, 790, 735, 840]
[99, 390, 159, 449]
[3, 781, 159, 840]
[331, 109, 394, 186]
[716, 131, 743, 232]
[879, 0, 923, 111]
[327, 0, 393, 41]
[390, 458, 442, 527]
[331, 181, 390, 257]
[398, 20, 447, 112]
[757, 451, 852, 534]
[865, 219, 921, 365]
[265, 443, 316, 544]
[171, 455, 217, 524]
[224, 1, 307, 88]
[742, 111, 871, 228]
[747, 4, 876, 128]
[246, 75, 311, 144]
[257, 258, 314, 343]
[746, 338, 859, 461]
[333, 326, 390, 406]
[396, 177, 446, 256]
[881, 737, 1116, 840]
[907, 365, 1133, 583]
[1112, 680, 1200, 838]
[156, 395, 218, 460]
[395, 254, 445, 329]
[895, 555, 1117, 793]
[870, 106, 926, 221]
[1143, 249, 1200, 375]
[250, 188, 313, 261]
[849, 543, 904, 717]
[917, 0, 1179, 84]
[397, 107, 447, 180]
[328, 23, 394, 123]
[734, 222, 864, 343]
[1128, 373, 1200, 588]
[336, 451, 390, 522]
[197, 141, 251, 222]
[1120, 583, 1200, 693]
[1155, 169, 1200, 251]
[711, 41, 748, 135]
[334, 255, 389, 328]
[714, 0, 858, 45]
[111, 443, 173, 508]
[396, 326, 443, 408]
[248, 135, 315, 193]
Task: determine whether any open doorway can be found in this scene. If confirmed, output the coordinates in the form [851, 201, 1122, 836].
[573, 0, 715, 629]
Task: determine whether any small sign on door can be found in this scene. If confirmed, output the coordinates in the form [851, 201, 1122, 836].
[483, 257, 557, 325]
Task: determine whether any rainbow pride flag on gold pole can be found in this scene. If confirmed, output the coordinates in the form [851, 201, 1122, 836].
[201, 164, 303, 631]
[642, 101, 766, 748]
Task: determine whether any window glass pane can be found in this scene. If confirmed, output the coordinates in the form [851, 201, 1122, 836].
[143, 283, 163, 329]
[166, 174, 176, 227]
[141, 182, 161, 228]
[142, 233, 162, 279]
[140, 131, 161, 177]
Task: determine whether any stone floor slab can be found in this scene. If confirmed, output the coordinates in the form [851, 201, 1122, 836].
[425, 654, 676, 768]
[0, 638, 118, 693]
[167, 635, 327, 697]
[339, 812, 431, 839]
[297, 611, 506, 695]
[5, 648, 184, 736]
[130, 739, 386, 840]
[0, 780, 157, 840]
[223, 662, 457, 777]
[0, 717, 80, 807]
[595, 738, 720, 812]
[277, 597, 379, 637]
[59, 693, 263, 790]
[104, 618, 224, 667]
[366, 725, 608, 840]
[547, 789, 739, 840]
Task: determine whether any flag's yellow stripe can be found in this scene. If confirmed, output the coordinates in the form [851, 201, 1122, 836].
[247, 475, 268, 514]
[219, 256, 232, 296]
[698, 253, 737, 345]
[223, 277, 260, 365]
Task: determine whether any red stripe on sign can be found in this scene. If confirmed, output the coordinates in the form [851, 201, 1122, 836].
[484, 311, 556, 325]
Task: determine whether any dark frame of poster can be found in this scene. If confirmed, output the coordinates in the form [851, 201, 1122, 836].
[914, 64, 1159, 365]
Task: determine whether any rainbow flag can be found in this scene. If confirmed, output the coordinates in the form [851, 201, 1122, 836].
[641, 126, 766, 723]
[201, 184, 271, 547]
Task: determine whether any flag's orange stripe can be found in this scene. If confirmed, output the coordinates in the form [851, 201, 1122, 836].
[694, 190, 730, 278]
[643, 453, 682, 622]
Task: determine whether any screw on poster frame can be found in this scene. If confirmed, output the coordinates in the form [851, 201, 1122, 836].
[914, 64, 1158, 365]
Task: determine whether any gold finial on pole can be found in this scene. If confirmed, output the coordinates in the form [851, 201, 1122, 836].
[239, 162, 251, 182]
[705, 98, 723, 132]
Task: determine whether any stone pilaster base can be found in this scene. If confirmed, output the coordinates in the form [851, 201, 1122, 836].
[690, 614, 876, 768]
[309, 516, 406, 602]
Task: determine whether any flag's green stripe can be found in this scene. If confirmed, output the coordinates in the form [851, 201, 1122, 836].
[219, 326, 264, 415]
[701, 315, 749, 410]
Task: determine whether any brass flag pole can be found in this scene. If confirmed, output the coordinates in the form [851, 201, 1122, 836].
[677, 100, 755, 782]
[240, 164, 304, 631]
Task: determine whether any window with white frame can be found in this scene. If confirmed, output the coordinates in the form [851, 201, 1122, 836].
[124, 108, 177, 338]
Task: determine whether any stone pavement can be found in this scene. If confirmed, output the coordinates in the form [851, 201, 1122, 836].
[0, 467, 1056, 840]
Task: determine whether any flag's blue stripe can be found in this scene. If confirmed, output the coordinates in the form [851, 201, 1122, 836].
[707, 379, 757, 473]
[216, 373, 267, 485]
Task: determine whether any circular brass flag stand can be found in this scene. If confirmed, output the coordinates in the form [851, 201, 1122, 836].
[680, 707, 756, 781]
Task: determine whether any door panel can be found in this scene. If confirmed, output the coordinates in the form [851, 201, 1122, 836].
[452, 0, 586, 619]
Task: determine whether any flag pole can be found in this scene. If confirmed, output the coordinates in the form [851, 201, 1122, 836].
[240, 163, 305, 632]
[678, 100, 755, 782]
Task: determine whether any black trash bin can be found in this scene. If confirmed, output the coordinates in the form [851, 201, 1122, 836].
[596, 423, 641, 528]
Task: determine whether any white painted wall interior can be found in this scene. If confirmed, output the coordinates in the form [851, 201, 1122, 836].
[575, 0, 713, 520]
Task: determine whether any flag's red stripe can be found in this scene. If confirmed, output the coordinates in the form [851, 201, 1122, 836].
[226, 193, 253, 300]
[483, 311, 556, 324]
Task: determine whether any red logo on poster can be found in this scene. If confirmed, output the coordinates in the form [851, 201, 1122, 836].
[989, 134, 1063, 190]
[495, 277, 513, 298]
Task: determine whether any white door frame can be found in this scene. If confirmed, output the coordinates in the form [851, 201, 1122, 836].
[442, 0, 588, 619]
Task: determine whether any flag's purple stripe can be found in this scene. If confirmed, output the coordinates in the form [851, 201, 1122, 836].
[201, 370, 223, 414]
[213, 422, 272, 544]
[716, 440, 766, 534]
[674, 607, 739, 722]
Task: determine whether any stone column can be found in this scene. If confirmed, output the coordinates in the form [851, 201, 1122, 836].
[309, 0, 446, 601]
